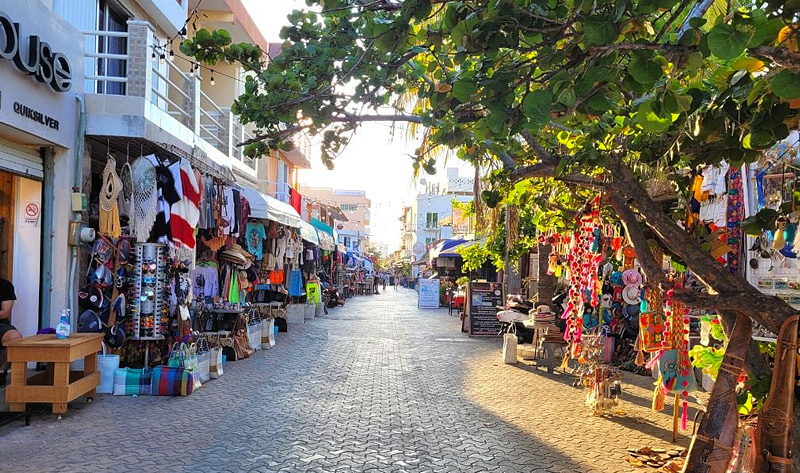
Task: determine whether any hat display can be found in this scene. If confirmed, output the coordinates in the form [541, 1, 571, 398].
[622, 285, 642, 305]
[622, 269, 642, 286]
[78, 284, 105, 311]
[78, 310, 103, 333]
[104, 323, 125, 348]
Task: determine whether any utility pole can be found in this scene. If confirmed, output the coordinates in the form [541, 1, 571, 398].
[503, 204, 510, 299]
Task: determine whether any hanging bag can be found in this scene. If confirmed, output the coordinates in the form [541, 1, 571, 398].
[97, 342, 120, 394]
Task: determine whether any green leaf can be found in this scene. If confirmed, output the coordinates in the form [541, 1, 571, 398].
[688, 17, 707, 29]
[635, 100, 673, 132]
[522, 90, 553, 130]
[452, 79, 478, 101]
[628, 57, 663, 85]
[706, 24, 750, 60]
[771, 70, 800, 100]
[583, 16, 618, 45]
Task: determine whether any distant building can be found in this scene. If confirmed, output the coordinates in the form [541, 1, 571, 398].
[399, 168, 474, 278]
[302, 187, 371, 255]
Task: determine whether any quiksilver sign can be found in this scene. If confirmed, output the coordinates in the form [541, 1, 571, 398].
[0, 11, 72, 93]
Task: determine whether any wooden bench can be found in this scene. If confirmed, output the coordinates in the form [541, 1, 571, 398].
[4, 333, 102, 419]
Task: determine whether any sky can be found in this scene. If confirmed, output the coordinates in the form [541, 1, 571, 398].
[241, 1, 473, 252]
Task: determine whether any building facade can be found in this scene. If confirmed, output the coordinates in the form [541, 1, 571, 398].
[301, 187, 371, 255]
[0, 0, 308, 335]
[399, 168, 474, 278]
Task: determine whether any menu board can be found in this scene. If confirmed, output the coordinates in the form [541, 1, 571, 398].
[468, 282, 503, 337]
[418, 278, 440, 308]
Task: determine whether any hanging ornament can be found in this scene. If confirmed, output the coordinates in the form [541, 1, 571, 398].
[130, 156, 158, 242]
[99, 156, 123, 238]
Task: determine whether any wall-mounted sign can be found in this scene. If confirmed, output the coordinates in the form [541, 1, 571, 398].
[22, 201, 39, 227]
[0, 11, 73, 92]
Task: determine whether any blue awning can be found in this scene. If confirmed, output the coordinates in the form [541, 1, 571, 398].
[298, 220, 319, 246]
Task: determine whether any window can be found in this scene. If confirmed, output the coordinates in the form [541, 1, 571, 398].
[425, 237, 435, 246]
[425, 212, 438, 228]
[340, 203, 358, 212]
[97, 0, 128, 95]
[277, 161, 289, 203]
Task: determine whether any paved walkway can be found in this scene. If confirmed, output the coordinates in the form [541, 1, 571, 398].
[0, 289, 696, 473]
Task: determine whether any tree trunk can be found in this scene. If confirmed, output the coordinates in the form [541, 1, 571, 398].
[536, 244, 556, 306]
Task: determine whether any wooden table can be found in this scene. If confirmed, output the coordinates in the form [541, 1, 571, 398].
[4, 333, 103, 418]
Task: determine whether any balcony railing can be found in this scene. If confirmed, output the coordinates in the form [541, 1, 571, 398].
[82, 21, 257, 172]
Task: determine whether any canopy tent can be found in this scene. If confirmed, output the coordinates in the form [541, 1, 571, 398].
[310, 217, 336, 251]
[238, 186, 302, 228]
[298, 219, 319, 246]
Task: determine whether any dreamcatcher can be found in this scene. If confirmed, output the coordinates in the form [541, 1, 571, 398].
[118, 159, 133, 219]
[130, 156, 158, 242]
[99, 156, 123, 238]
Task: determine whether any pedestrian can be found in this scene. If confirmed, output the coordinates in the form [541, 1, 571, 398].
[0, 277, 21, 386]
[382, 276, 386, 291]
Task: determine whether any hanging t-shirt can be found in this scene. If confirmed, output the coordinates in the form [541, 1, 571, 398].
[287, 269, 303, 296]
[191, 265, 219, 299]
[245, 222, 266, 260]
[306, 280, 320, 304]
[146, 155, 179, 242]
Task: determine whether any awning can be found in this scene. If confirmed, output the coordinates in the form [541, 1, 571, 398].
[310, 217, 335, 251]
[299, 220, 319, 246]
[316, 229, 335, 251]
[429, 239, 467, 261]
[439, 239, 477, 258]
[238, 186, 301, 228]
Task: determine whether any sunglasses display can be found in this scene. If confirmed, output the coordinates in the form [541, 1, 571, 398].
[128, 243, 169, 341]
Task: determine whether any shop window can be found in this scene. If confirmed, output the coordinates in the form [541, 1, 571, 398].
[97, 0, 128, 95]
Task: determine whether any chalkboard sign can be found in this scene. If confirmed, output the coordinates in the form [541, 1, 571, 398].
[418, 278, 440, 308]
[468, 282, 503, 337]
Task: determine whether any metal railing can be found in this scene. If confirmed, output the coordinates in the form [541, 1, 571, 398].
[152, 59, 191, 124]
[199, 89, 227, 152]
[81, 30, 130, 94]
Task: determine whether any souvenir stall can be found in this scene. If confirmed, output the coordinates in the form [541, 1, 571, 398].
[80, 147, 252, 396]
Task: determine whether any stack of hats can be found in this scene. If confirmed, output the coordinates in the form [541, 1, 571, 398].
[531, 305, 565, 343]
[219, 244, 255, 269]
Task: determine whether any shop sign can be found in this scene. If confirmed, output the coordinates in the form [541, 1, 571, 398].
[12, 101, 59, 130]
[418, 278, 439, 308]
[0, 11, 73, 92]
[468, 281, 503, 337]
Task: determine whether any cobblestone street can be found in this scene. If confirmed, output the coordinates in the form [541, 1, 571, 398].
[1, 289, 696, 473]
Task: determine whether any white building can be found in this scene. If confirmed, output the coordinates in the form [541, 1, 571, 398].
[400, 168, 474, 278]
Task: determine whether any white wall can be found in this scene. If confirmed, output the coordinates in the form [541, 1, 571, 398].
[12, 177, 42, 337]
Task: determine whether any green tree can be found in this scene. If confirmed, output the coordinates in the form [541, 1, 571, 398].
[183, 1, 800, 466]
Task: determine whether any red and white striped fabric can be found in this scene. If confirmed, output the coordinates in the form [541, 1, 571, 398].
[170, 159, 200, 260]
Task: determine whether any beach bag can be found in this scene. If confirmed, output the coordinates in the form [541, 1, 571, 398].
[304, 303, 315, 321]
[502, 332, 518, 364]
[151, 365, 195, 397]
[196, 338, 211, 383]
[167, 342, 201, 390]
[262, 318, 275, 349]
[113, 367, 153, 396]
[97, 343, 120, 394]
[285, 304, 304, 324]
[209, 334, 224, 379]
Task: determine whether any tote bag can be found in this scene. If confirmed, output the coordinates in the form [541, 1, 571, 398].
[97, 343, 120, 394]
[502, 332, 518, 364]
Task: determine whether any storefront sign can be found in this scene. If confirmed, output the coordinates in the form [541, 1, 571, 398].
[13, 102, 59, 130]
[468, 281, 503, 337]
[22, 201, 39, 227]
[0, 11, 73, 92]
[418, 278, 439, 308]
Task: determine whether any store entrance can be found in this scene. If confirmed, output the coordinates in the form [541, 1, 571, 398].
[0, 169, 15, 280]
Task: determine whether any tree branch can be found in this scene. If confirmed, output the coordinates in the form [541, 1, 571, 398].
[509, 161, 558, 181]
[520, 129, 554, 162]
[606, 191, 670, 289]
[238, 113, 423, 146]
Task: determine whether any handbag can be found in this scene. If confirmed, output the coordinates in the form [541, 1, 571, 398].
[151, 365, 195, 397]
[261, 318, 275, 349]
[196, 338, 211, 383]
[113, 367, 153, 396]
[97, 342, 120, 394]
[209, 333, 224, 379]
[167, 342, 201, 390]
[502, 329, 518, 364]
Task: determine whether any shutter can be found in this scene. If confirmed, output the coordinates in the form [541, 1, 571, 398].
[53, 0, 99, 93]
[0, 140, 44, 180]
